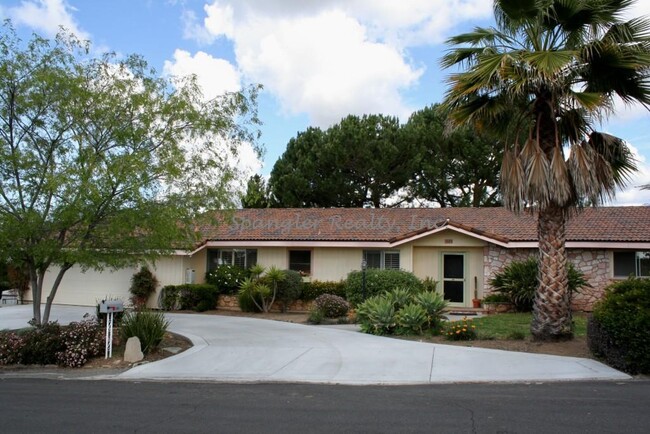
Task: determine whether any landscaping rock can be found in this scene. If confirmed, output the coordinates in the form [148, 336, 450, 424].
[124, 336, 144, 363]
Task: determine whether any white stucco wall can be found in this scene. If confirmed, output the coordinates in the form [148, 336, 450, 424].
[24, 256, 189, 308]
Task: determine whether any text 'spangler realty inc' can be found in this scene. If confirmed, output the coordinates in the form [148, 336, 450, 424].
[229, 213, 447, 236]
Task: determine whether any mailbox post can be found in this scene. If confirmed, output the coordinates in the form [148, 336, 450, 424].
[99, 300, 124, 359]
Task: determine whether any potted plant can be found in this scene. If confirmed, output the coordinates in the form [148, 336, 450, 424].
[472, 289, 482, 308]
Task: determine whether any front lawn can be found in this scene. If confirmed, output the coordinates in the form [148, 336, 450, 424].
[472, 312, 588, 340]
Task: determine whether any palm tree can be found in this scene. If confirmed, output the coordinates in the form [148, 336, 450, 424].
[442, 0, 650, 340]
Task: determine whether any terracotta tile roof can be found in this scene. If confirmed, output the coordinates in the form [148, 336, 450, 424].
[197, 206, 650, 244]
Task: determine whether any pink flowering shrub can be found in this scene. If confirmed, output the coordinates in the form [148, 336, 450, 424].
[56, 318, 105, 368]
[0, 317, 105, 368]
[0, 332, 25, 365]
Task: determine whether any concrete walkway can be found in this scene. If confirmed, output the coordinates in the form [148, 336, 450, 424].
[0, 304, 630, 385]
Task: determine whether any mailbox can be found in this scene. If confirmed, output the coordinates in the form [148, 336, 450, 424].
[99, 299, 124, 313]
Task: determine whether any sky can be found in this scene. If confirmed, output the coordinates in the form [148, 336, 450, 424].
[2, 0, 650, 205]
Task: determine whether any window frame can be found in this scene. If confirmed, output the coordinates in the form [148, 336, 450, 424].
[363, 250, 400, 270]
[207, 248, 257, 272]
[288, 249, 312, 276]
[613, 250, 650, 278]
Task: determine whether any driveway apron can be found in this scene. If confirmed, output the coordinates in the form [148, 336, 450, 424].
[118, 313, 629, 385]
[0, 305, 630, 384]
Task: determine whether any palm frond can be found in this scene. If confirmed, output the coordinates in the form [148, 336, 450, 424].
[567, 142, 598, 200]
[587, 131, 637, 187]
[549, 145, 572, 205]
[521, 49, 577, 78]
[500, 147, 525, 212]
[525, 141, 551, 207]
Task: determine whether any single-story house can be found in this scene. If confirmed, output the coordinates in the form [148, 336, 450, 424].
[28, 206, 650, 311]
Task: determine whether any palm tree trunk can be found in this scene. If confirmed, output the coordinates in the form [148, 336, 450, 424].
[531, 204, 573, 341]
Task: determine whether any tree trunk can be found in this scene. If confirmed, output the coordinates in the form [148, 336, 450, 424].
[29, 266, 41, 326]
[531, 204, 573, 341]
[42, 263, 73, 324]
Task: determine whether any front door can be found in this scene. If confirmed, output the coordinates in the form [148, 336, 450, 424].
[443, 253, 465, 304]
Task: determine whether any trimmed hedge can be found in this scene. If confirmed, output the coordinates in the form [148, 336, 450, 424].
[345, 269, 423, 306]
[161, 284, 220, 312]
[588, 278, 650, 374]
[301, 280, 347, 301]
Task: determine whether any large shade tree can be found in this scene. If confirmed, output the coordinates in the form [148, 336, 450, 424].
[442, 0, 650, 340]
[269, 115, 420, 208]
[403, 104, 503, 207]
[0, 24, 259, 325]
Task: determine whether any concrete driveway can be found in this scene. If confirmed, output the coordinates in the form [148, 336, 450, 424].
[0, 304, 630, 385]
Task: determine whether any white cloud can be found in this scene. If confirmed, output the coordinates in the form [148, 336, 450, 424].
[611, 144, 650, 206]
[163, 49, 241, 100]
[203, 2, 235, 39]
[181, 9, 216, 45]
[608, 95, 650, 125]
[196, 2, 455, 127]
[6, 0, 90, 40]
[235, 9, 422, 126]
[622, 1, 650, 21]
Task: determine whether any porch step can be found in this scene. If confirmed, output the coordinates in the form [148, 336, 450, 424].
[444, 307, 487, 316]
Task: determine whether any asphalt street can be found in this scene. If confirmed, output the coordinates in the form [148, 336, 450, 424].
[1, 378, 648, 433]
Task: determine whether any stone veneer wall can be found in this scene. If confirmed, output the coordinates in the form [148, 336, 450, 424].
[218, 294, 314, 313]
[484, 245, 612, 311]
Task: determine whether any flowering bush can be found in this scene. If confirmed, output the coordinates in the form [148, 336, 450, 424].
[56, 318, 105, 368]
[206, 265, 249, 294]
[314, 293, 350, 318]
[444, 317, 477, 341]
[0, 317, 104, 367]
[0, 331, 24, 365]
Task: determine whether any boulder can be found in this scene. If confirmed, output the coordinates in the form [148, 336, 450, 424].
[124, 336, 144, 363]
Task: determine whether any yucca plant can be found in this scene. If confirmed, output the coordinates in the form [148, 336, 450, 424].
[120, 310, 170, 355]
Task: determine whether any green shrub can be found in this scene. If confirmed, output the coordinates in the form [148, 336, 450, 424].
[19, 322, 64, 365]
[588, 278, 650, 374]
[307, 306, 325, 324]
[179, 284, 220, 312]
[206, 265, 249, 295]
[160, 285, 181, 311]
[276, 270, 303, 312]
[160, 284, 219, 312]
[412, 291, 448, 329]
[346, 269, 423, 306]
[129, 266, 159, 306]
[356, 296, 396, 335]
[483, 293, 511, 303]
[421, 277, 438, 292]
[237, 281, 263, 312]
[385, 288, 414, 310]
[120, 310, 170, 354]
[489, 257, 588, 311]
[313, 294, 350, 318]
[301, 280, 346, 300]
[396, 303, 428, 335]
[444, 317, 478, 341]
